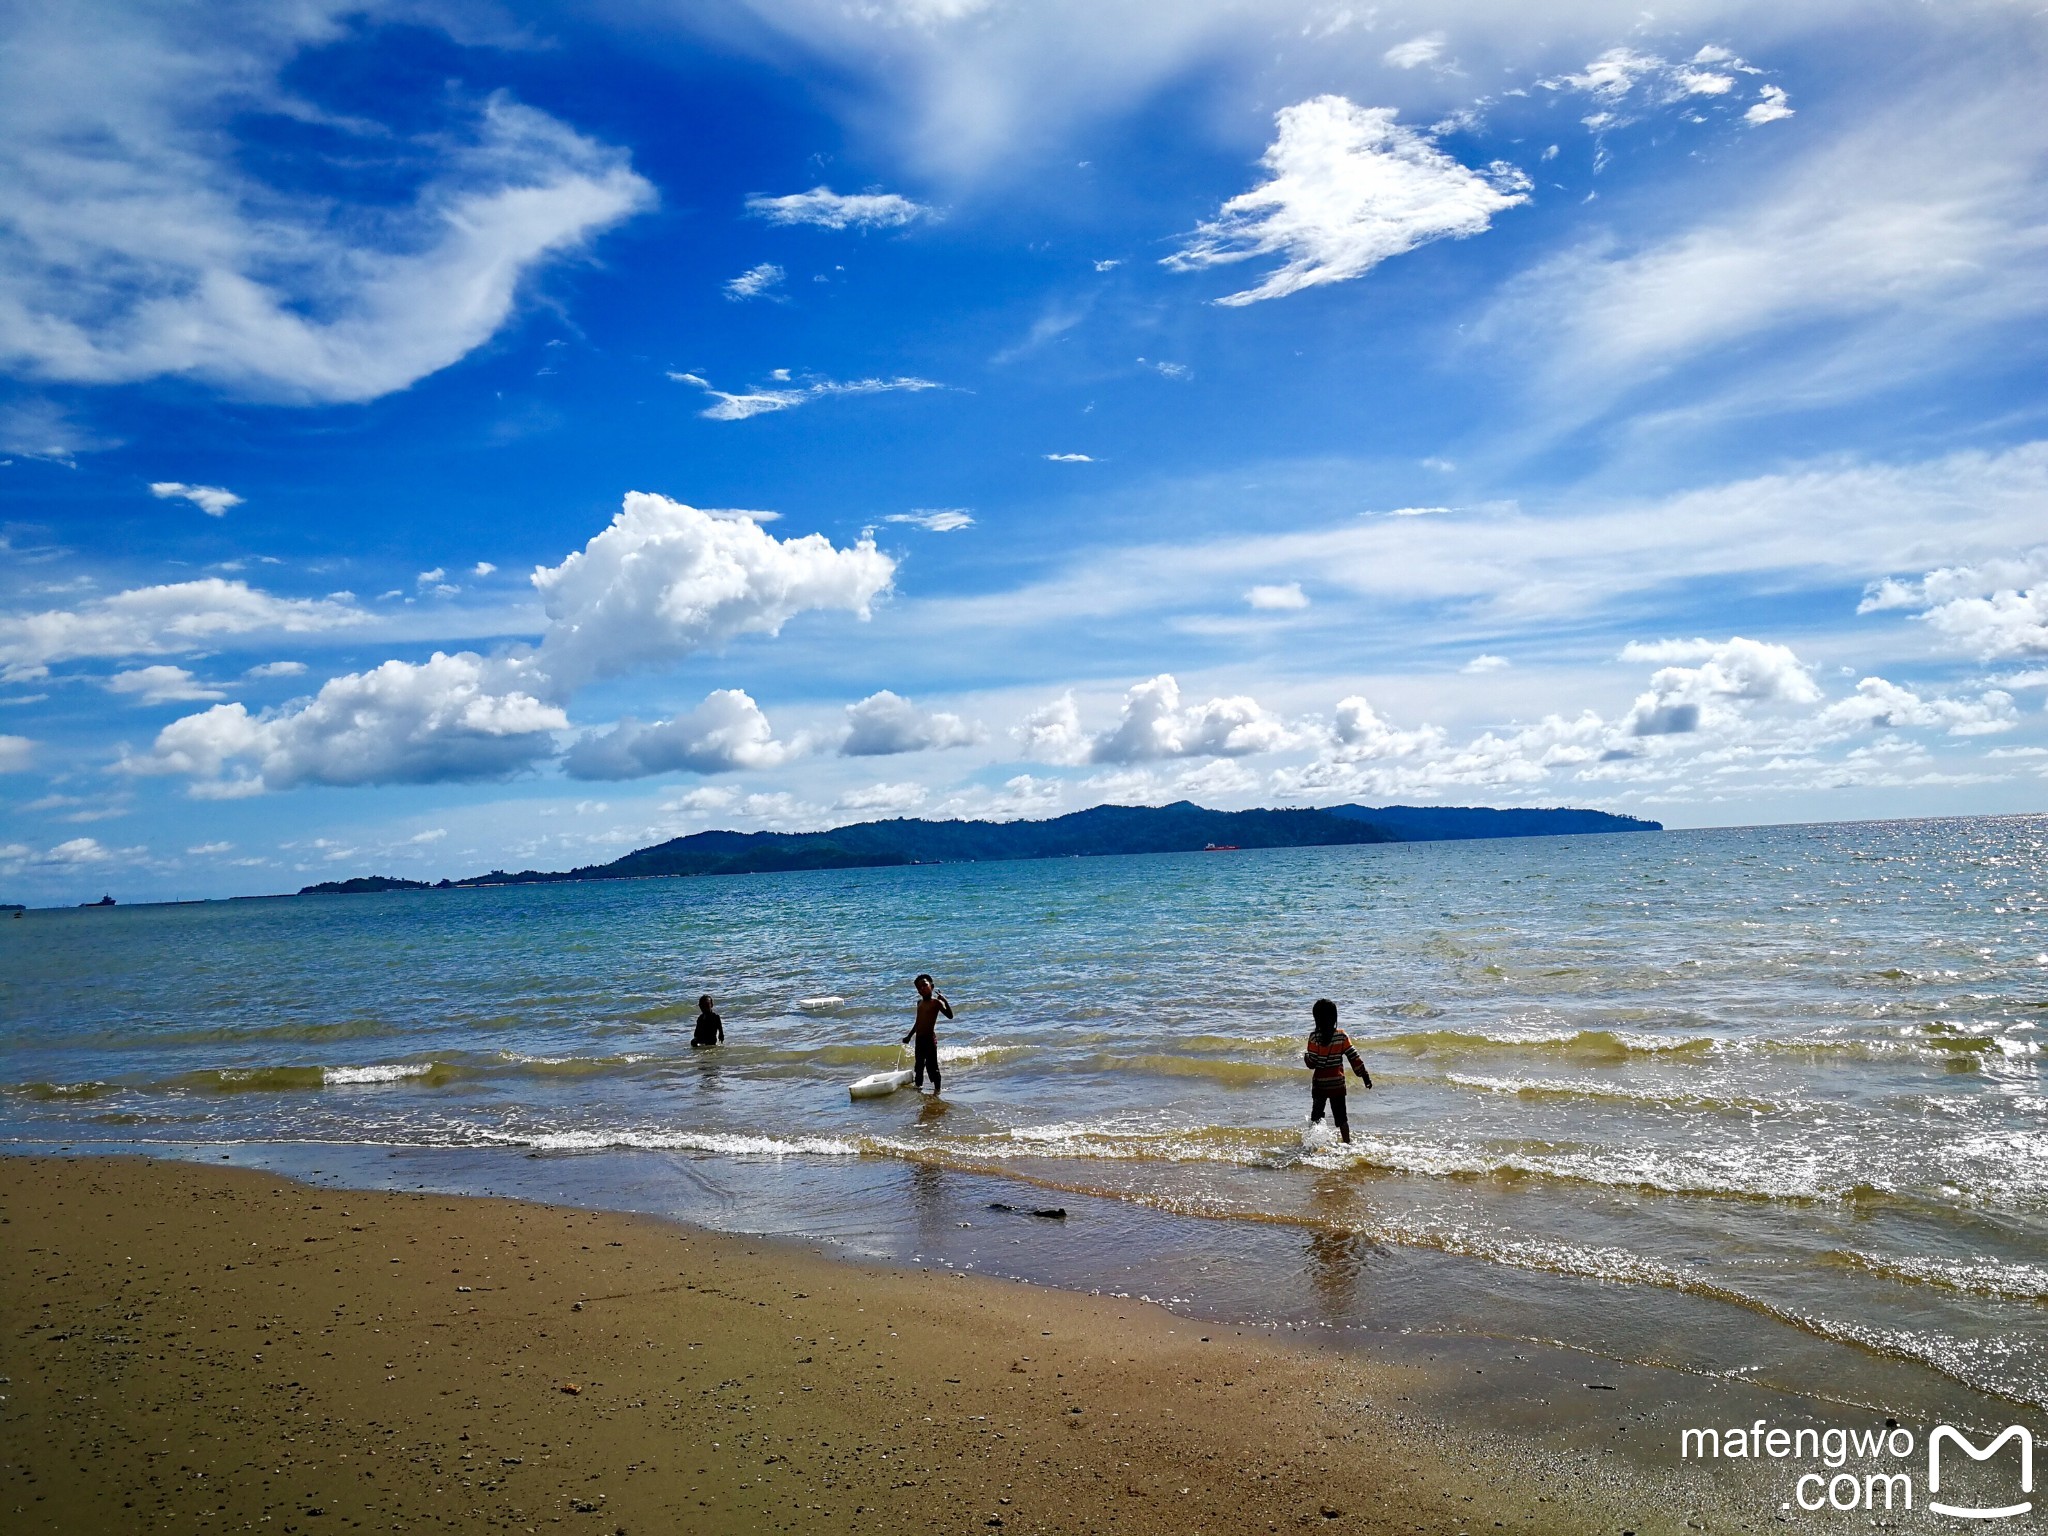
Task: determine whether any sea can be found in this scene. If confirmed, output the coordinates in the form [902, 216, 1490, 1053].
[6, 815, 2046, 1469]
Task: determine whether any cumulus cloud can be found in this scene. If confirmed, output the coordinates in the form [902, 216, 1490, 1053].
[142, 651, 566, 792]
[884, 509, 975, 531]
[0, 578, 363, 682]
[744, 186, 929, 229]
[1013, 692, 1087, 765]
[1816, 678, 2016, 738]
[1162, 95, 1530, 305]
[0, 1, 655, 404]
[244, 660, 307, 679]
[43, 836, 114, 865]
[106, 664, 224, 704]
[724, 262, 787, 300]
[530, 492, 896, 693]
[1618, 637, 1819, 736]
[669, 369, 940, 421]
[1085, 674, 1300, 763]
[838, 780, 930, 814]
[1745, 84, 1795, 126]
[564, 690, 795, 780]
[136, 493, 895, 794]
[0, 733, 31, 771]
[1861, 551, 2048, 660]
[1463, 653, 1510, 673]
[1324, 695, 1446, 761]
[839, 690, 981, 756]
[1245, 581, 1308, 610]
[149, 481, 241, 517]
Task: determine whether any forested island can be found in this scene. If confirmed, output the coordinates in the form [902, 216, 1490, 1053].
[299, 801, 1658, 894]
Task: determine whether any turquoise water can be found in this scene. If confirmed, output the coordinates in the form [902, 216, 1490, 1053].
[5, 817, 2046, 1422]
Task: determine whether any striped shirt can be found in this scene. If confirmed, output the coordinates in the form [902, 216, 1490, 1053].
[1304, 1029, 1366, 1085]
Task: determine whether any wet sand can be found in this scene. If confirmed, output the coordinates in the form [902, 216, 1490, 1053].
[2, 1155, 1696, 1533]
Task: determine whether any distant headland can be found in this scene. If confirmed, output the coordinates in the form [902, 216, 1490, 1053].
[298, 801, 1659, 896]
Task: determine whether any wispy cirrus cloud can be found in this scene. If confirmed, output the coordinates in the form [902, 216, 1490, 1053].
[724, 262, 786, 300]
[0, 0, 655, 404]
[668, 369, 941, 421]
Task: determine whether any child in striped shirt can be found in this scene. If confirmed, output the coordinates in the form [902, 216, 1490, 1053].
[1304, 998, 1371, 1143]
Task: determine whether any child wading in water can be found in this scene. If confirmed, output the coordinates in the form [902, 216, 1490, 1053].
[1304, 998, 1371, 1142]
[691, 993, 724, 1048]
[902, 973, 953, 1094]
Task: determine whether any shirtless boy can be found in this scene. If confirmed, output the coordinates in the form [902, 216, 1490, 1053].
[901, 973, 953, 1094]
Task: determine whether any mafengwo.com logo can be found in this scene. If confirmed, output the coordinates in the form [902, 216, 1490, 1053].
[1680, 1419, 2033, 1518]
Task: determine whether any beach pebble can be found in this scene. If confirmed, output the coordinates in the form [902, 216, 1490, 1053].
[1319, 1504, 1344, 1519]
[559, 1382, 582, 1395]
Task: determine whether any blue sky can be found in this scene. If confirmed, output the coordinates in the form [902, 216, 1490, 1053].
[3, 0, 2046, 901]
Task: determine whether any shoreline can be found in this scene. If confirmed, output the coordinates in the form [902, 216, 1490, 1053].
[1, 1151, 1806, 1534]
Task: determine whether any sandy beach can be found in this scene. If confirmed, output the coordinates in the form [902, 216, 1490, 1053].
[0, 1154, 1692, 1535]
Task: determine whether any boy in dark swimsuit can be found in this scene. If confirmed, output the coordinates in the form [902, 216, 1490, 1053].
[1304, 998, 1370, 1142]
[901, 973, 953, 1093]
[691, 993, 724, 1048]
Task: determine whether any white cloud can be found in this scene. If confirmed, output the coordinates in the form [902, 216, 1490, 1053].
[564, 690, 796, 780]
[1324, 694, 1447, 762]
[1245, 581, 1308, 610]
[185, 840, 233, 855]
[106, 664, 224, 704]
[244, 660, 307, 679]
[530, 492, 897, 693]
[1162, 95, 1530, 306]
[1086, 674, 1300, 763]
[725, 262, 787, 300]
[884, 509, 975, 531]
[43, 836, 113, 865]
[1487, 82, 2048, 422]
[838, 780, 929, 814]
[142, 651, 566, 792]
[1013, 692, 1087, 765]
[1618, 636, 1819, 736]
[1463, 653, 1510, 673]
[744, 186, 929, 229]
[139, 493, 895, 795]
[149, 481, 241, 517]
[840, 690, 981, 756]
[1044, 452, 1094, 462]
[0, 578, 364, 682]
[1745, 84, 1795, 126]
[670, 369, 940, 421]
[925, 442, 2048, 639]
[0, 397, 107, 462]
[472, 561, 498, 578]
[1383, 33, 1445, 70]
[0, 733, 31, 771]
[1541, 46, 1749, 114]
[1816, 678, 2016, 738]
[1861, 551, 2048, 661]
[1, 0, 655, 407]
